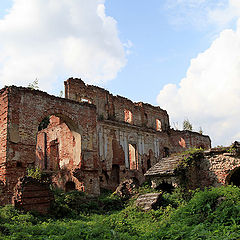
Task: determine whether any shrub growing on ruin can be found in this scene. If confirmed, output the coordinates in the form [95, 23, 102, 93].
[183, 118, 193, 131]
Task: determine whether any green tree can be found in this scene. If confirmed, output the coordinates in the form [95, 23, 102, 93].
[28, 78, 39, 90]
[38, 116, 50, 131]
[183, 118, 193, 131]
[59, 90, 63, 97]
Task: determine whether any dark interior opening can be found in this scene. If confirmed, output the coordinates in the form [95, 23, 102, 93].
[16, 161, 22, 168]
[65, 181, 76, 192]
[228, 168, 240, 186]
[102, 170, 109, 183]
[156, 181, 174, 193]
[111, 164, 120, 185]
[147, 159, 151, 170]
[131, 177, 140, 186]
[163, 147, 170, 158]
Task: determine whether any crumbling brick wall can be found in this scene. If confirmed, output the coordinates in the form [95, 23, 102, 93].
[64, 78, 170, 130]
[1, 86, 99, 204]
[0, 88, 8, 184]
[179, 148, 240, 189]
[36, 116, 75, 171]
[64, 78, 211, 191]
[13, 176, 54, 214]
[168, 130, 211, 153]
[0, 79, 212, 206]
[199, 150, 240, 187]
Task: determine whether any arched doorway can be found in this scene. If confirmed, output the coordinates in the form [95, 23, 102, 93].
[226, 167, 240, 186]
[156, 181, 174, 193]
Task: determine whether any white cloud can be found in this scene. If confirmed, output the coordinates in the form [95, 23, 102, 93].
[0, 0, 127, 91]
[164, 0, 236, 30]
[209, 0, 240, 28]
[157, 19, 240, 146]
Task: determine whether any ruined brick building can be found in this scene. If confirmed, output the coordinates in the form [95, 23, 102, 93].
[145, 141, 240, 192]
[0, 78, 211, 207]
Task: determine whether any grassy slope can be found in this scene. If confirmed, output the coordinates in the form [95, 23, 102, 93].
[1, 185, 240, 239]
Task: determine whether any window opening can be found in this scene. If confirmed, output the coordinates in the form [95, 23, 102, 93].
[38, 116, 50, 131]
[124, 109, 133, 124]
[129, 143, 137, 170]
[156, 119, 162, 131]
[81, 98, 92, 104]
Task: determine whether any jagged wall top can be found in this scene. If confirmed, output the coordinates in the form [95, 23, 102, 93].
[64, 78, 170, 130]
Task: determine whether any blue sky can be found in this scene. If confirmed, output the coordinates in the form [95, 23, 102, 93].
[0, 0, 240, 146]
[104, 0, 213, 103]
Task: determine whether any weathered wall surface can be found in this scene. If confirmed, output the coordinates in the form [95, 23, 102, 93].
[65, 78, 211, 190]
[65, 78, 170, 130]
[36, 116, 75, 171]
[168, 130, 211, 153]
[0, 88, 8, 184]
[2, 86, 99, 204]
[147, 147, 240, 191]
[198, 150, 240, 187]
[0, 88, 9, 204]
[13, 177, 54, 214]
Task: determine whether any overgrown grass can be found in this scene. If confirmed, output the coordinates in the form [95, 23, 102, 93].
[0, 185, 240, 239]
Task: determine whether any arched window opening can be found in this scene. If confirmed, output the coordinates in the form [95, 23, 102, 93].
[227, 167, 240, 187]
[156, 181, 174, 193]
[65, 181, 76, 192]
[156, 119, 162, 131]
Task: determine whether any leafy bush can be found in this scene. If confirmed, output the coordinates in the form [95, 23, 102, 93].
[26, 167, 43, 181]
[152, 186, 240, 239]
[50, 188, 123, 218]
[1, 186, 240, 239]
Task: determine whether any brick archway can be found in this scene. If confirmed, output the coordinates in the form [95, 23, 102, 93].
[36, 108, 84, 135]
